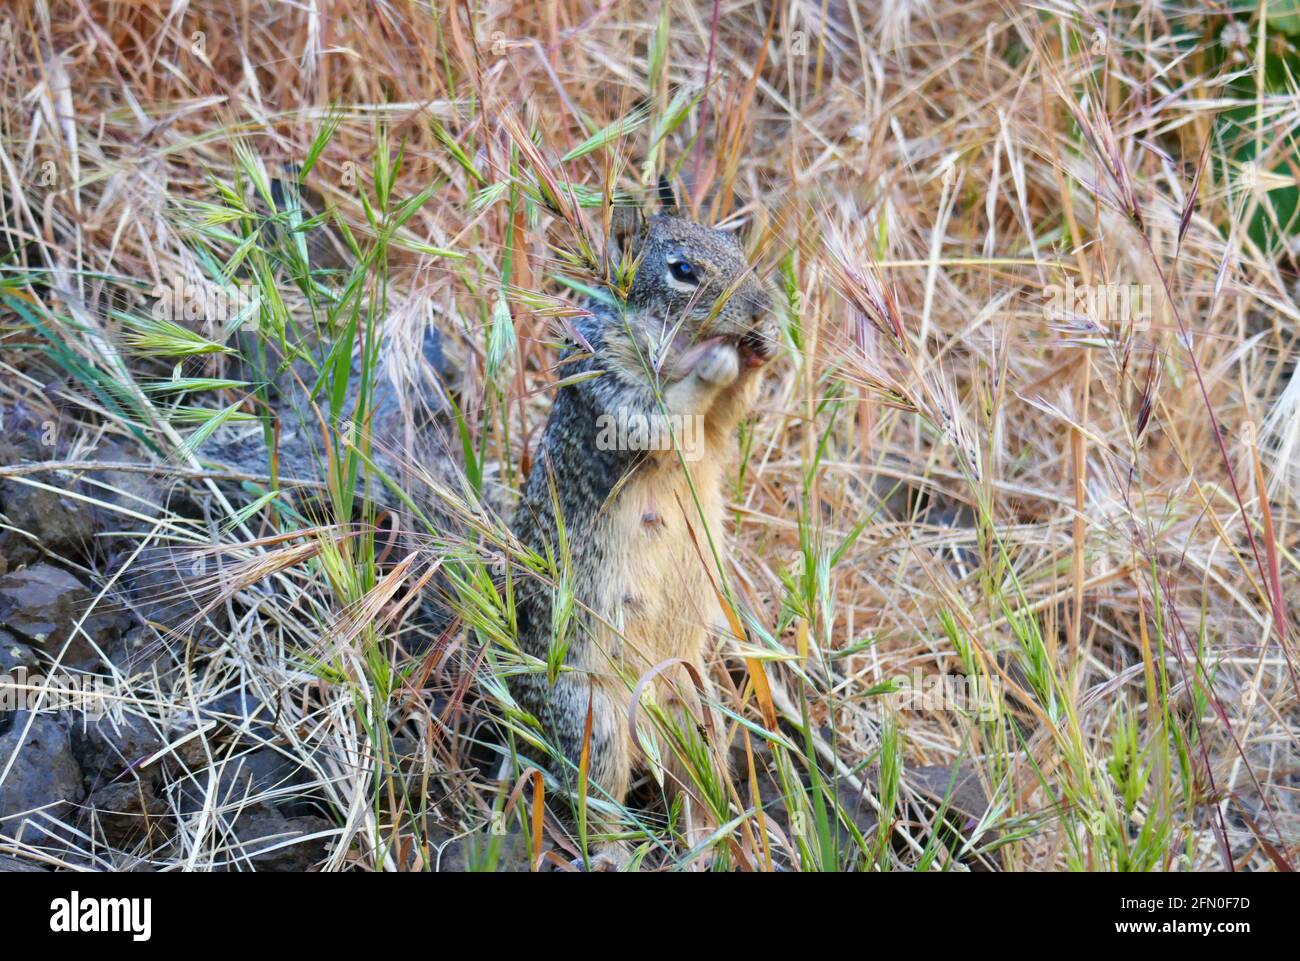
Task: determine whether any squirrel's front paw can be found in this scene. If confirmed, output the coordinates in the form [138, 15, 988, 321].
[691, 339, 740, 388]
[572, 841, 631, 873]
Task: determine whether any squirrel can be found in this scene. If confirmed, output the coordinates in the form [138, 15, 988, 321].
[509, 189, 777, 869]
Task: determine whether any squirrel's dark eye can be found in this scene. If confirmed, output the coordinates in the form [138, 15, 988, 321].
[668, 259, 698, 285]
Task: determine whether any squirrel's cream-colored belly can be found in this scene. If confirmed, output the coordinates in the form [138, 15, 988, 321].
[592, 452, 727, 680]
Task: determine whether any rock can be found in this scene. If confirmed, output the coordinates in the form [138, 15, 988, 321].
[210, 320, 453, 506]
[70, 711, 166, 790]
[82, 780, 169, 847]
[908, 762, 990, 825]
[107, 627, 180, 681]
[428, 821, 533, 872]
[154, 716, 208, 771]
[84, 438, 164, 538]
[0, 421, 98, 566]
[835, 780, 880, 839]
[228, 805, 333, 871]
[0, 712, 85, 838]
[200, 687, 276, 738]
[0, 854, 47, 871]
[178, 747, 310, 817]
[0, 564, 125, 669]
[0, 432, 41, 574]
[119, 548, 218, 634]
[0, 630, 38, 674]
[906, 762, 998, 866]
[229, 748, 308, 798]
[0, 476, 96, 565]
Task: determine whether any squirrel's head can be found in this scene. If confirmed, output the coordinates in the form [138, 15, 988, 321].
[605, 191, 776, 370]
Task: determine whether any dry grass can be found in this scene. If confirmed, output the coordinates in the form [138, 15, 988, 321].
[0, 0, 1297, 871]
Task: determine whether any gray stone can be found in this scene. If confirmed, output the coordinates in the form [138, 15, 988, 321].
[228, 805, 332, 872]
[0, 479, 96, 564]
[70, 711, 166, 789]
[0, 630, 37, 673]
[0, 854, 47, 871]
[120, 548, 217, 633]
[82, 779, 169, 847]
[84, 439, 165, 537]
[0, 712, 85, 836]
[107, 627, 181, 681]
[0, 564, 125, 668]
[178, 747, 310, 817]
[201, 687, 275, 736]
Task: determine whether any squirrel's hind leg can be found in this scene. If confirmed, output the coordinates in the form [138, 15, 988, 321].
[551, 675, 635, 871]
[657, 671, 732, 869]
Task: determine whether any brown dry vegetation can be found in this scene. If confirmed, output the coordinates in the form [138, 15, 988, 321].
[0, 0, 1297, 871]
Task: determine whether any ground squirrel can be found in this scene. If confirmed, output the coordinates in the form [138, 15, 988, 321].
[510, 192, 776, 868]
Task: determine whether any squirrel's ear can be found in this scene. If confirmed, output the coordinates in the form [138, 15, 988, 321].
[656, 175, 679, 214]
[607, 203, 647, 264]
[650, 178, 681, 214]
